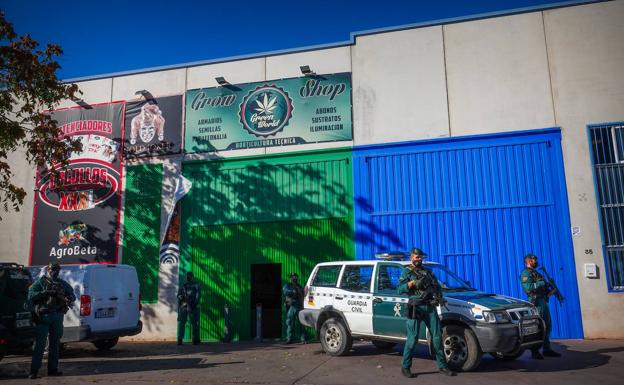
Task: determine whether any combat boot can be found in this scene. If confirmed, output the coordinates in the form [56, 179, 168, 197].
[48, 370, 63, 376]
[401, 367, 415, 378]
[439, 367, 457, 376]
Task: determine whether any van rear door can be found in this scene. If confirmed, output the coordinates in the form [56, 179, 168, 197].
[114, 266, 140, 329]
[89, 265, 127, 332]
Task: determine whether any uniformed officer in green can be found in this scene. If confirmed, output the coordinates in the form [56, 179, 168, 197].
[177, 271, 201, 345]
[399, 248, 456, 378]
[282, 272, 307, 344]
[520, 254, 561, 359]
[28, 262, 75, 379]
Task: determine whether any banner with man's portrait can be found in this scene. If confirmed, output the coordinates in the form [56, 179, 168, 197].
[123, 94, 183, 159]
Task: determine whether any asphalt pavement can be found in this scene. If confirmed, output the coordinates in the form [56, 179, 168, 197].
[1, 339, 623, 385]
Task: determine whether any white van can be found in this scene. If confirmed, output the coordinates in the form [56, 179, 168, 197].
[28, 264, 143, 350]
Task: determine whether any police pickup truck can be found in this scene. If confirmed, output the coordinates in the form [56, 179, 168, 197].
[298, 255, 545, 371]
[0, 263, 36, 362]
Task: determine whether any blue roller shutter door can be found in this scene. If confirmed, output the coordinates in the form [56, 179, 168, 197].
[353, 129, 583, 339]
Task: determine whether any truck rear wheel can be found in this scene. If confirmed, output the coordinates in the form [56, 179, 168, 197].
[320, 317, 352, 356]
[93, 337, 119, 350]
[442, 325, 482, 372]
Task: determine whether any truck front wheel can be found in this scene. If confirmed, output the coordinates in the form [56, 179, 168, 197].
[490, 349, 525, 361]
[319, 317, 352, 356]
[442, 325, 482, 372]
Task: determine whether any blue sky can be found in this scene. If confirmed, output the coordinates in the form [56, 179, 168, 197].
[1, 0, 597, 80]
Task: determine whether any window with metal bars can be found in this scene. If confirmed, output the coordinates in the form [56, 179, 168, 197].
[589, 123, 624, 291]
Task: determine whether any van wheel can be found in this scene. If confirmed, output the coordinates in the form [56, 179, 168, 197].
[442, 325, 482, 372]
[490, 349, 525, 361]
[371, 340, 396, 350]
[320, 318, 352, 356]
[93, 337, 119, 350]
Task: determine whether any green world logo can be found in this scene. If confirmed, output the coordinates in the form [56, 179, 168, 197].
[239, 85, 293, 137]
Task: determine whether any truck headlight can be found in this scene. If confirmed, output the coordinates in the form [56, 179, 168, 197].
[482, 310, 511, 323]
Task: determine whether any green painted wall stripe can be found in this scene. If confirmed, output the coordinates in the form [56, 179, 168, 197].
[122, 164, 163, 304]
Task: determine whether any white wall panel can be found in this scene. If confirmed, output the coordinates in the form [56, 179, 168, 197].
[545, 0, 624, 338]
[266, 47, 351, 79]
[352, 27, 449, 145]
[58, 78, 112, 108]
[112, 69, 186, 101]
[445, 12, 555, 135]
[0, 149, 36, 265]
[186, 58, 265, 90]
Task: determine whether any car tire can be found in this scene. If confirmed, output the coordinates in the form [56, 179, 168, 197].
[442, 325, 482, 372]
[92, 337, 119, 350]
[371, 340, 396, 350]
[490, 349, 525, 361]
[319, 317, 352, 356]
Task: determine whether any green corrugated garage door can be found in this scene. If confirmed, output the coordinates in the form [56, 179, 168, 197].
[181, 149, 354, 341]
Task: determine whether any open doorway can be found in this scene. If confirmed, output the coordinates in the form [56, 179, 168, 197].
[250, 263, 282, 339]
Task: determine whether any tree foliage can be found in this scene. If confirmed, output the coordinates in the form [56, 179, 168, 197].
[0, 11, 81, 218]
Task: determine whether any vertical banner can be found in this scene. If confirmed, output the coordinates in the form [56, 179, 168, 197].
[30, 102, 124, 265]
[123, 95, 183, 159]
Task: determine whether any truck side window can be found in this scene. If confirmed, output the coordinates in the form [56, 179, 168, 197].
[340, 265, 374, 292]
[312, 266, 342, 287]
[376, 264, 403, 294]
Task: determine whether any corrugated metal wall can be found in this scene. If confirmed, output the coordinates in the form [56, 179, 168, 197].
[122, 164, 163, 303]
[353, 129, 583, 339]
[180, 149, 354, 341]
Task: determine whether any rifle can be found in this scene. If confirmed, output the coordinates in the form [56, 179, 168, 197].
[539, 267, 565, 305]
[413, 270, 449, 311]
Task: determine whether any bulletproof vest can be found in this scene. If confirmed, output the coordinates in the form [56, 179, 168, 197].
[41, 277, 69, 313]
[528, 269, 547, 299]
[183, 282, 199, 307]
[407, 267, 435, 299]
[284, 284, 303, 307]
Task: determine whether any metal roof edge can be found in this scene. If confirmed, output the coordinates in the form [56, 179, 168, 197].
[352, 127, 562, 152]
[62, 0, 606, 84]
[349, 0, 604, 39]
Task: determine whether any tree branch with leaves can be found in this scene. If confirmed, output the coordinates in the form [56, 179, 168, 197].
[0, 11, 82, 218]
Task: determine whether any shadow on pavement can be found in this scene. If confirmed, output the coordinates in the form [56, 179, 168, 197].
[0, 357, 244, 379]
[476, 343, 624, 373]
[341, 341, 624, 374]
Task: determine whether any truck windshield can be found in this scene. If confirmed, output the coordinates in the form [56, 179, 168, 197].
[427, 264, 474, 291]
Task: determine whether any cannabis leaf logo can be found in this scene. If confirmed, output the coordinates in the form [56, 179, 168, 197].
[254, 93, 277, 115]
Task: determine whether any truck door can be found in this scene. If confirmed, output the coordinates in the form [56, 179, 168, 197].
[332, 264, 374, 335]
[372, 263, 426, 340]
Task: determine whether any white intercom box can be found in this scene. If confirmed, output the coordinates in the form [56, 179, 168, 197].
[584, 263, 598, 278]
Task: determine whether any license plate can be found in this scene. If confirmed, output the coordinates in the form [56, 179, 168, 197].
[95, 308, 116, 318]
[15, 319, 31, 328]
[522, 325, 539, 335]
